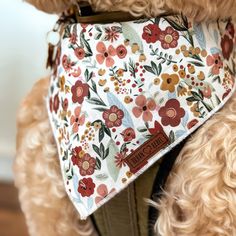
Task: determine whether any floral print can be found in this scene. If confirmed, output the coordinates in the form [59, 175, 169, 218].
[71, 80, 89, 104]
[159, 99, 185, 127]
[70, 107, 85, 133]
[161, 73, 180, 92]
[142, 23, 161, 43]
[77, 153, 96, 176]
[102, 105, 124, 128]
[159, 26, 180, 49]
[132, 95, 156, 122]
[95, 184, 116, 204]
[96, 42, 116, 67]
[78, 177, 95, 197]
[48, 15, 236, 219]
[206, 53, 223, 75]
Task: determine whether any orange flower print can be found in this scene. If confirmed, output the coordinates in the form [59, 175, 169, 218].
[70, 107, 85, 133]
[132, 95, 156, 122]
[161, 73, 179, 93]
[206, 53, 223, 75]
[96, 42, 116, 67]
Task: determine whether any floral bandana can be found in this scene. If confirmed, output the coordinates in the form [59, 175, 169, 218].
[47, 15, 236, 219]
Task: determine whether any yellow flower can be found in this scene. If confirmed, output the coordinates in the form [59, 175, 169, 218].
[94, 121, 102, 131]
[98, 69, 106, 76]
[86, 122, 91, 128]
[131, 43, 140, 53]
[59, 76, 65, 91]
[79, 150, 85, 158]
[183, 51, 189, 57]
[104, 87, 110, 93]
[98, 79, 107, 86]
[195, 47, 201, 55]
[177, 86, 187, 96]
[178, 70, 186, 78]
[124, 96, 132, 104]
[161, 73, 179, 93]
[188, 65, 195, 74]
[197, 71, 205, 81]
[81, 135, 85, 140]
[191, 103, 200, 117]
[115, 86, 119, 92]
[154, 78, 160, 85]
[110, 76, 115, 81]
[175, 49, 180, 55]
[173, 64, 178, 72]
[114, 81, 119, 86]
[126, 171, 133, 178]
[181, 45, 187, 51]
[139, 53, 146, 62]
[117, 68, 124, 77]
[84, 129, 89, 135]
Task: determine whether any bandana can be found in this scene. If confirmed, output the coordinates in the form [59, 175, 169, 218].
[47, 15, 236, 219]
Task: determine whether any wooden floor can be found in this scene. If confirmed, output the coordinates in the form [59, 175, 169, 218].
[0, 182, 29, 236]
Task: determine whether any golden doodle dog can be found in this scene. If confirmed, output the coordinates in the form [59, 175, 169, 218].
[14, 0, 236, 235]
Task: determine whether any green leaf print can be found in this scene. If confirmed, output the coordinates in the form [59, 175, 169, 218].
[106, 140, 120, 182]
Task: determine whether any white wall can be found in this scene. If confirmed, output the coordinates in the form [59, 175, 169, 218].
[0, 0, 57, 181]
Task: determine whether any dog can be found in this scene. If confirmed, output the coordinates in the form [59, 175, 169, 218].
[14, 0, 236, 235]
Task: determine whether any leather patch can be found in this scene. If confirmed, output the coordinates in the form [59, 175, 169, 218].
[124, 129, 169, 174]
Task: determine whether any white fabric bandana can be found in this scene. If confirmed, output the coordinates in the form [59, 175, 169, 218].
[47, 15, 236, 219]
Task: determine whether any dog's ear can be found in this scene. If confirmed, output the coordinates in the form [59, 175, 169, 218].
[25, 0, 77, 14]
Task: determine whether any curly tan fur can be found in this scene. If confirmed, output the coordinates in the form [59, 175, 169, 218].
[25, 0, 236, 21]
[155, 93, 236, 236]
[15, 1, 236, 236]
[14, 78, 97, 236]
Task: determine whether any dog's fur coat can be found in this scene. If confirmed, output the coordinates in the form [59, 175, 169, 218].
[14, 0, 236, 235]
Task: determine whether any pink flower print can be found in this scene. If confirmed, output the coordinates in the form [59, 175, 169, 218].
[70, 107, 85, 133]
[96, 42, 116, 67]
[206, 53, 223, 75]
[95, 184, 116, 205]
[132, 95, 156, 122]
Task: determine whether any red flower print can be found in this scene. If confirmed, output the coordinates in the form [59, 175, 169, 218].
[74, 47, 85, 60]
[206, 53, 223, 75]
[222, 89, 232, 100]
[62, 55, 73, 71]
[116, 45, 127, 59]
[96, 42, 116, 67]
[142, 24, 161, 43]
[102, 105, 124, 128]
[105, 27, 120, 42]
[132, 95, 156, 122]
[71, 80, 89, 104]
[71, 146, 84, 165]
[49, 97, 53, 113]
[159, 99, 185, 127]
[221, 35, 234, 60]
[201, 86, 212, 99]
[77, 153, 96, 176]
[78, 177, 95, 197]
[187, 119, 199, 129]
[121, 128, 136, 142]
[62, 98, 68, 111]
[148, 121, 163, 135]
[226, 22, 235, 38]
[115, 152, 127, 168]
[70, 107, 85, 133]
[53, 94, 60, 113]
[159, 26, 180, 49]
[69, 33, 77, 44]
[95, 184, 116, 204]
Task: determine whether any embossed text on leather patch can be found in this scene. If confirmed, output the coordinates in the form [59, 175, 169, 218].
[124, 129, 169, 174]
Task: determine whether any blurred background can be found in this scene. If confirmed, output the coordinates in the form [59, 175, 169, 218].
[0, 0, 57, 235]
